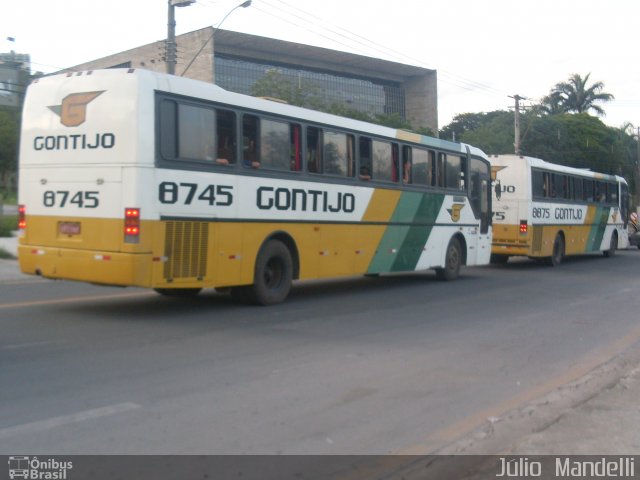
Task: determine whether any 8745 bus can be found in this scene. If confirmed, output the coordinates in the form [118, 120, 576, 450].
[18, 68, 493, 304]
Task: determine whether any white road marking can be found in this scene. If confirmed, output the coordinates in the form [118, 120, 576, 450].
[1, 341, 58, 351]
[0, 402, 141, 439]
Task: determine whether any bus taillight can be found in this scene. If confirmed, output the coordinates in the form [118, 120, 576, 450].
[18, 204, 26, 232]
[124, 208, 140, 243]
[519, 220, 528, 234]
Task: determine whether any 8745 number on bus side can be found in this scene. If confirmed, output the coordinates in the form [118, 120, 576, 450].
[158, 182, 233, 206]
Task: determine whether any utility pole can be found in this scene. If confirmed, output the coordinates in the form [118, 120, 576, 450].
[510, 94, 524, 155]
[166, 0, 195, 75]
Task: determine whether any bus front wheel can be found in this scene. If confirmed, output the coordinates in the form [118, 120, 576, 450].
[249, 239, 293, 305]
[436, 237, 462, 281]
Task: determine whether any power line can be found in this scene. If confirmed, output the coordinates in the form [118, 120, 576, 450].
[259, 0, 507, 97]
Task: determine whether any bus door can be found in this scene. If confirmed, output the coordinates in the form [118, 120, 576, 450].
[469, 155, 491, 234]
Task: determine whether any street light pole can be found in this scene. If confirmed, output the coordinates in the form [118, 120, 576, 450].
[509, 94, 524, 155]
[180, 0, 251, 77]
[167, 0, 195, 75]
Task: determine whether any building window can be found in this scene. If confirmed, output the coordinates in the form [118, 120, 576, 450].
[215, 55, 405, 120]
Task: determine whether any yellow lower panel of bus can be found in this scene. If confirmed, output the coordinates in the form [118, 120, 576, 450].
[491, 224, 530, 256]
[19, 245, 154, 286]
[152, 221, 388, 288]
[492, 224, 596, 258]
[20, 217, 389, 289]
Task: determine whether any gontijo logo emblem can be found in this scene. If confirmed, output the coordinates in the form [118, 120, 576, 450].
[447, 203, 465, 222]
[48, 91, 104, 127]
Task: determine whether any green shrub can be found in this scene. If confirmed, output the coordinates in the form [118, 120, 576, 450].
[0, 214, 17, 237]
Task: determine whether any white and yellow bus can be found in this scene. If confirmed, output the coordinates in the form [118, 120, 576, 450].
[18, 68, 492, 304]
[491, 154, 629, 265]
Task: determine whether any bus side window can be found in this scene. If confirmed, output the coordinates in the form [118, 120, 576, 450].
[552, 174, 566, 199]
[411, 147, 432, 186]
[359, 137, 372, 180]
[584, 179, 594, 202]
[307, 127, 322, 174]
[436, 153, 446, 187]
[595, 182, 605, 203]
[542, 172, 552, 198]
[259, 118, 290, 171]
[159, 99, 177, 160]
[216, 109, 236, 166]
[323, 131, 354, 177]
[371, 140, 395, 183]
[242, 114, 259, 169]
[291, 124, 301, 171]
[608, 182, 617, 204]
[573, 176, 583, 201]
[178, 103, 216, 162]
[532, 170, 544, 198]
[445, 154, 463, 190]
[402, 146, 412, 185]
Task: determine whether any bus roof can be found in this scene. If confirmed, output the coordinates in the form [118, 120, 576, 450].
[36, 68, 487, 159]
[490, 154, 626, 184]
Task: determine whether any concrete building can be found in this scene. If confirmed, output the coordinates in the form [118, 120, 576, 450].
[69, 28, 438, 132]
[0, 52, 30, 109]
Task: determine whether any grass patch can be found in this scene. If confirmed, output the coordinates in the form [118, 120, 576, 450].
[0, 247, 15, 260]
[0, 214, 18, 237]
[1, 190, 17, 205]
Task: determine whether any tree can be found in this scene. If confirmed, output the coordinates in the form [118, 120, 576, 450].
[250, 70, 431, 133]
[251, 69, 325, 111]
[440, 111, 514, 153]
[440, 109, 637, 193]
[540, 73, 614, 116]
[0, 108, 19, 196]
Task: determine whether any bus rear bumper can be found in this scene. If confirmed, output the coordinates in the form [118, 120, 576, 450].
[18, 245, 153, 287]
[491, 243, 530, 256]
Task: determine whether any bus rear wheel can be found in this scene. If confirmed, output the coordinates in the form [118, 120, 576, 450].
[547, 234, 565, 267]
[248, 239, 293, 305]
[436, 237, 462, 281]
[603, 232, 618, 257]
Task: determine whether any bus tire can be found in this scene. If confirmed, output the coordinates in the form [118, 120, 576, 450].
[547, 234, 565, 267]
[248, 239, 293, 305]
[603, 232, 618, 257]
[436, 237, 462, 281]
[154, 288, 202, 297]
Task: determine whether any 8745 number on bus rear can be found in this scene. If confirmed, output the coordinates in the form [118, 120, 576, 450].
[43, 190, 99, 208]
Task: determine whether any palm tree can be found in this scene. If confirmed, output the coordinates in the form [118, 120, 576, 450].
[540, 73, 614, 116]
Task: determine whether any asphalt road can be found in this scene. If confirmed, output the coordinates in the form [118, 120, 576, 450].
[2, 250, 640, 455]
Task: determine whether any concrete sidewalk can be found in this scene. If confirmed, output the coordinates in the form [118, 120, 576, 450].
[0, 231, 18, 258]
[0, 234, 24, 282]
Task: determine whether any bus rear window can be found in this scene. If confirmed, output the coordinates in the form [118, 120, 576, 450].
[158, 98, 236, 166]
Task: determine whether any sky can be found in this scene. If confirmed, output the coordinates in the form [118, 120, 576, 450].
[3, 0, 639, 129]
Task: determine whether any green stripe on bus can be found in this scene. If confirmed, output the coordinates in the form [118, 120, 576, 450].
[367, 192, 445, 273]
[587, 206, 610, 251]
